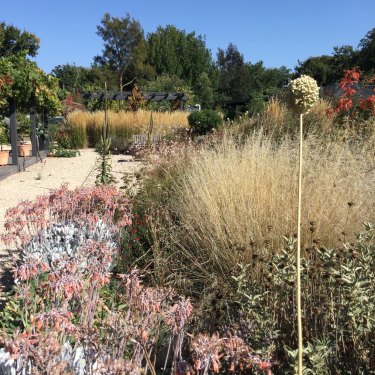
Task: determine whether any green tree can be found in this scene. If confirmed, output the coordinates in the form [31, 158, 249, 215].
[332, 45, 358, 79]
[294, 28, 375, 85]
[0, 55, 61, 114]
[147, 25, 212, 86]
[0, 23, 61, 115]
[194, 72, 215, 108]
[217, 43, 252, 103]
[143, 73, 194, 109]
[217, 44, 291, 115]
[51, 64, 100, 93]
[94, 13, 153, 94]
[294, 56, 335, 85]
[0, 22, 39, 58]
[358, 28, 375, 74]
[143, 73, 191, 93]
[247, 62, 290, 113]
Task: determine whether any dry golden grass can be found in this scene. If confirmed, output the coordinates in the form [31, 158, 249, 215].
[304, 98, 337, 133]
[264, 97, 288, 123]
[257, 97, 336, 138]
[259, 97, 289, 136]
[159, 132, 375, 280]
[67, 110, 189, 146]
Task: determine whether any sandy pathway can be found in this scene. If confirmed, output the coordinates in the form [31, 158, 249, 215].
[0, 150, 143, 292]
[0, 149, 97, 240]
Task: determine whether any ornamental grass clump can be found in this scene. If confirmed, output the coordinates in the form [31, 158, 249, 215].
[287, 74, 319, 375]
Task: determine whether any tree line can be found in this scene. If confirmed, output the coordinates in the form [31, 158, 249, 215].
[1, 15, 374, 116]
[295, 28, 375, 86]
[51, 13, 293, 114]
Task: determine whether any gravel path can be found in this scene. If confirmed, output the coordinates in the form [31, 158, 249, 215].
[0, 149, 143, 294]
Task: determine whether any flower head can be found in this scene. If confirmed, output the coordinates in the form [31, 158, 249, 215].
[287, 75, 319, 114]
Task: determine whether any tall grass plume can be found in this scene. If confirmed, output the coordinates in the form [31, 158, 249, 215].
[67, 110, 189, 147]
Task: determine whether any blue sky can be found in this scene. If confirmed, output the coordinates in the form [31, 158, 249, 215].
[1, 0, 374, 73]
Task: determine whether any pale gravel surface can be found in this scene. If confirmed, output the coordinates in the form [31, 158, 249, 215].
[0, 150, 143, 289]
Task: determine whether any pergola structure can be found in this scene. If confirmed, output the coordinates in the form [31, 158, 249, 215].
[81, 90, 189, 111]
[81, 91, 188, 102]
[0, 90, 189, 180]
[0, 97, 48, 181]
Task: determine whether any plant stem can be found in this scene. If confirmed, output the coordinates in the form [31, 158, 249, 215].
[104, 81, 109, 139]
[297, 113, 303, 374]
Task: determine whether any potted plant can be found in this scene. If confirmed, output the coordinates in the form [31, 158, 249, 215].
[17, 112, 31, 157]
[0, 120, 10, 165]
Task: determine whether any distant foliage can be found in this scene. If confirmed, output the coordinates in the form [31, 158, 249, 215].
[188, 109, 222, 134]
[94, 13, 154, 92]
[147, 25, 212, 87]
[296, 27, 375, 85]
[0, 22, 39, 58]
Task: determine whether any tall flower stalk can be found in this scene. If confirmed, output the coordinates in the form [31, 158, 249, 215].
[96, 81, 115, 185]
[287, 75, 319, 374]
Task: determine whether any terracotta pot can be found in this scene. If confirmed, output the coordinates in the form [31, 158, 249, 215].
[0, 150, 9, 166]
[18, 143, 31, 157]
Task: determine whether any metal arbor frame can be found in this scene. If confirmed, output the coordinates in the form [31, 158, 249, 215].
[81, 91, 188, 103]
[81, 91, 188, 111]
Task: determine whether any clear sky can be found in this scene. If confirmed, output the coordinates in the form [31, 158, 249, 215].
[1, 0, 374, 73]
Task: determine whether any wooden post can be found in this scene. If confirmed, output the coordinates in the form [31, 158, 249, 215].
[39, 110, 49, 151]
[9, 98, 18, 166]
[44, 111, 49, 151]
[30, 96, 37, 157]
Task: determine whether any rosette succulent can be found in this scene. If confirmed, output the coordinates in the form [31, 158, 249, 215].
[287, 75, 319, 114]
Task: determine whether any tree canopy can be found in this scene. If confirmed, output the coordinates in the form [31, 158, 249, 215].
[51, 63, 103, 93]
[295, 27, 375, 84]
[0, 22, 40, 58]
[94, 13, 154, 92]
[0, 23, 61, 115]
[147, 25, 212, 87]
[358, 28, 375, 74]
[0, 55, 61, 114]
[217, 43, 252, 103]
[216, 43, 290, 113]
[45, 14, 375, 116]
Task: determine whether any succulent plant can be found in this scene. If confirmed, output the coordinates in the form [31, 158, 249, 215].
[24, 220, 116, 271]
